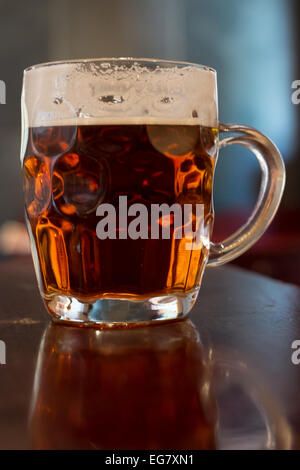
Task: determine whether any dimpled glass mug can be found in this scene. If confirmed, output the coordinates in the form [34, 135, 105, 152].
[21, 58, 285, 325]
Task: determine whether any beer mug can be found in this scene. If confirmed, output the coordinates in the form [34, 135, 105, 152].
[21, 59, 285, 325]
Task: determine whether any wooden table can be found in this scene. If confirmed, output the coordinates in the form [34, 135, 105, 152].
[0, 256, 299, 450]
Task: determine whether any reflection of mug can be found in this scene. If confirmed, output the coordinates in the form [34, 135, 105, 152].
[29, 321, 217, 450]
[21, 59, 285, 325]
[29, 320, 290, 450]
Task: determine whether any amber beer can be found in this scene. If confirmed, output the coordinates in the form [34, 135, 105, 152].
[23, 123, 217, 312]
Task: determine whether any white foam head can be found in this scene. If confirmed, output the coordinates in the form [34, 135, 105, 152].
[22, 58, 218, 128]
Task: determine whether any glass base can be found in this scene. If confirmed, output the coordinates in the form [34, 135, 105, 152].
[44, 289, 199, 326]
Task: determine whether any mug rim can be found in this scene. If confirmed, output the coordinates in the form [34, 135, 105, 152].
[24, 57, 216, 74]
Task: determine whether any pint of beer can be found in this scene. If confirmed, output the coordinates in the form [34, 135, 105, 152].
[21, 59, 285, 325]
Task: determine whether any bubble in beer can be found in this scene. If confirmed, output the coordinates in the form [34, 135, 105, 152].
[98, 95, 125, 104]
[160, 96, 173, 104]
[53, 97, 63, 105]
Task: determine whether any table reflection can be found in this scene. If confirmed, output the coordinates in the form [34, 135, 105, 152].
[29, 318, 292, 450]
[29, 320, 217, 449]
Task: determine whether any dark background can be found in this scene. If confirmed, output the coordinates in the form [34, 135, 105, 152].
[0, 0, 299, 284]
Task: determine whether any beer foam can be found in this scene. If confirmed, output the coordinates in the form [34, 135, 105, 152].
[22, 59, 218, 128]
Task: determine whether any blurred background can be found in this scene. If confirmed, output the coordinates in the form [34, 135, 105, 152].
[0, 0, 299, 284]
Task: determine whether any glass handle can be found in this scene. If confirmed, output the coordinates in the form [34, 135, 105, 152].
[208, 123, 286, 267]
